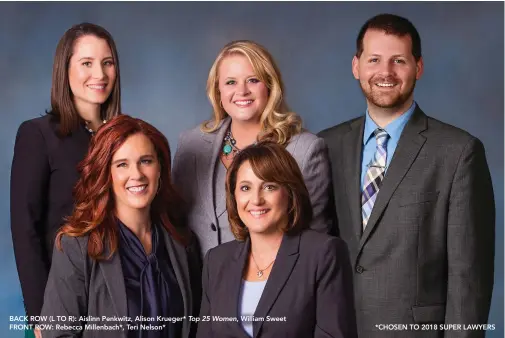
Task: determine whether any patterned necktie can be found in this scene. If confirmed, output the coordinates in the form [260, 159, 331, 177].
[361, 128, 390, 230]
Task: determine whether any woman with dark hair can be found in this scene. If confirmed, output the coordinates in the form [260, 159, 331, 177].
[40, 115, 200, 338]
[197, 142, 357, 338]
[9, 22, 121, 337]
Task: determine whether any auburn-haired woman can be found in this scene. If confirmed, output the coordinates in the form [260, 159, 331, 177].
[40, 115, 200, 338]
[197, 142, 357, 338]
[173, 40, 333, 258]
[10, 22, 121, 338]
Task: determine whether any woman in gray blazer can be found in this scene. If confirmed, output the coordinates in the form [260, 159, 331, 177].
[172, 40, 333, 258]
[40, 115, 200, 338]
[197, 142, 357, 338]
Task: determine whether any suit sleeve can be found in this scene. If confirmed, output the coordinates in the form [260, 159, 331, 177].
[196, 250, 212, 338]
[445, 138, 495, 338]
[316, 130, 340, 237]
[40, 236, 87, 337]
[10, 120, 51, 322]
[300, 137, 333, 233]
[315, 237, 357, 338]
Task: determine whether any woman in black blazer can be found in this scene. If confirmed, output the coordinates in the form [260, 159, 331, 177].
[197, 142, 357, 338]
[40, 115, 200, 338]
[9, 22, 121, 335]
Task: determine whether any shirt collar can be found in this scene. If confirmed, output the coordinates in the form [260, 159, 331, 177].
[363, 101, 417, 145]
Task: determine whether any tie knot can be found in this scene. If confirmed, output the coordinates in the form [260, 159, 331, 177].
[374, 128, 389, 147]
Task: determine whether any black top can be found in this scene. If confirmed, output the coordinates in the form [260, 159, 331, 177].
[118, 220, 184, 338]
[10, 114, 91, 322]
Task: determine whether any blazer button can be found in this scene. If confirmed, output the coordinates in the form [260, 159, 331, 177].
[355, 265, 365, 274]
[211, 223, 217, 231]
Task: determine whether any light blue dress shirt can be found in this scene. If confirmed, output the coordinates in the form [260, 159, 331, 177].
[360, 102, 417, 190]
[239, 279, 267, 337]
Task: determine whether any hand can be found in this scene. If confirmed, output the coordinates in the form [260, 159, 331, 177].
[34, 328, 42, 338]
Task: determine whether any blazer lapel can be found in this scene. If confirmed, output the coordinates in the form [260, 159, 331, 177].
[197, 117, 231, 226]
[160, 227, 192, 338]
[99, 245, 128, 320]
[227, 239, 252, 337]
[358, 107, 428, 253]
[342, 117, 366, 241]
[253, 233, 300, 337]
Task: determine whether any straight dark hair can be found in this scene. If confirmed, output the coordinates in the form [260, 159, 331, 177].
[356, 13, 422, 61]
[48, 22, 121, 136]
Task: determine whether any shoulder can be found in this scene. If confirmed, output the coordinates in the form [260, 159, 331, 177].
[15, 114, 60, 146]
[179, 123, 205, 141]
[299, 229, 346, 248]
[16, 114, 49, 134]
[203, 240, 244, 275]
[317, 117, 361, 140]
[286, 131, 329, 170]
[13, 115, 59, 155]
[18, 114, 57, 132]
[182, 117, 229, 140]
[289, 130, 320, 145]
[287, 131, 326, 157]
[424, 115, 478, 146]
[414, 111, 486, 161]
[58, 234, 88, 254]
[206, 239, 243, 263]
[47, 235, 93, 286]
[298, 230, 349, 261]
[173, 124, 206, 163]
[176, 119, 227, 151]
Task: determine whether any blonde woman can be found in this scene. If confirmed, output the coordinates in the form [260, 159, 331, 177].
[172, 40, 332, 257]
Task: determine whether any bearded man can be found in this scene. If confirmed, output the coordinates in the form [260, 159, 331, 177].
[319, 13, 495, 338]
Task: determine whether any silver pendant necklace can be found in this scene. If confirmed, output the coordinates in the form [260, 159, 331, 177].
[251, 253, 276, 279]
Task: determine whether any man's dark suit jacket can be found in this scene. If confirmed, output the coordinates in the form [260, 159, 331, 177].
[10, 114, 91, 322]
[318, 105, 495, 338]
[196, 230, 358, 338]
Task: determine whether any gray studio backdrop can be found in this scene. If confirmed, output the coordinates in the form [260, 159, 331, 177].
[0, 2, 503, 337]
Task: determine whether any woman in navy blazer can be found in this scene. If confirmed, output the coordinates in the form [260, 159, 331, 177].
[172, 40, 333, 259]
[197, 142, 357, 338]
[10, 22, 121, 337]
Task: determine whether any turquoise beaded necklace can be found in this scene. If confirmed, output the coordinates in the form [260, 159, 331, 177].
[222, 129, 240, 159]
[222, 128, 259, 159]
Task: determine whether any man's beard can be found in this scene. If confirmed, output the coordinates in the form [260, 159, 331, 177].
[360, 77, 416, 109]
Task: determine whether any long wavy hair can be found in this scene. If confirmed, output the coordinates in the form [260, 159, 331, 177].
[56, 115, 188, 260]
[49, 22, 122, 136]
[202, 40, 303, 145]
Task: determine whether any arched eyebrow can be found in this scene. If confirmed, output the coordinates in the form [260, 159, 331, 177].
[78, 56, 114, 61]
[111, 154, 155, 165]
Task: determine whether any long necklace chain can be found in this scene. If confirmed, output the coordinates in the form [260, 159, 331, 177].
[84, 119, 107, 135]
[250, 253, 276, 279]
